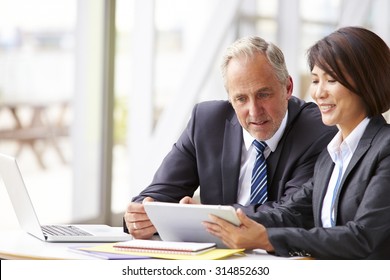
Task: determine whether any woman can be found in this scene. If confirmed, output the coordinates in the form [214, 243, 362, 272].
[203, 26, 390, 259]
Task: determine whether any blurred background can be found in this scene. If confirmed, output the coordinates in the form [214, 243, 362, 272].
[1, 0, 389, 229]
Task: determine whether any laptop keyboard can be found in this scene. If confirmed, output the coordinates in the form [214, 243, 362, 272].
[41, 225, 93, 236]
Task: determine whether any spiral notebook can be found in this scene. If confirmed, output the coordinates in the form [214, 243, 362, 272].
[113, 239, 216, 255]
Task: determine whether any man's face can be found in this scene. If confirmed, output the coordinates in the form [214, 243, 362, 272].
[227, 54, 292, 140]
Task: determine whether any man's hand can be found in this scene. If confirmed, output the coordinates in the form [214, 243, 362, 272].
[124, 197, 157, 239]
[179, 196, 199, 204]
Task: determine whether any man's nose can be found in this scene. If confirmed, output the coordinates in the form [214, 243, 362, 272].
[248, 100, 263, 116]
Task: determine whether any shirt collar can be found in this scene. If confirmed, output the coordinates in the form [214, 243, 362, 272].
[243, 110, 288, 152]
[327, 117, 370, 162]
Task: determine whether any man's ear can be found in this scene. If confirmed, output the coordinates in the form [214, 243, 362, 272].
[286, 76, 294, 99]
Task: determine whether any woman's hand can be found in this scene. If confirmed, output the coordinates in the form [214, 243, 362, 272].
[203, 208, 274, 252]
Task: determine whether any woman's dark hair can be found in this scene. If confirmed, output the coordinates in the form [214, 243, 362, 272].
[307, 26, 390, 117]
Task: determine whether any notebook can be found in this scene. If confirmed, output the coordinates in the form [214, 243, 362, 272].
[143, 201, 241, 248]
[113, 239, 216, 255]
[0, 153, 132, 242]
[69, 245, 151, 260]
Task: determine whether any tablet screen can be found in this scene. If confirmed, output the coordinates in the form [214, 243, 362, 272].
[144, 202, 241, 248]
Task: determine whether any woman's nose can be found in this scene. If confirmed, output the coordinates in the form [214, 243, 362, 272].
[312, 83, 326, 100]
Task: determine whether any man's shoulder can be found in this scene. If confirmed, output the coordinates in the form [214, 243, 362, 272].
[287, 96, 337, 135]
[288, 96, 322, 123]
[195, 100, 232, 110]
[194, 100, 235, 118]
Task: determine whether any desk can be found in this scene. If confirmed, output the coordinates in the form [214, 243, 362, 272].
[0, 230, 94, 260]
[0, 229, 293, 260]
[0, 100, 69, 169]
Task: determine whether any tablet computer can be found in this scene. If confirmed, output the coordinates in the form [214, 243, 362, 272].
[143, 201, 241, 248]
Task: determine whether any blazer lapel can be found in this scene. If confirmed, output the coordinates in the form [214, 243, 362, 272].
[266, 145, 282, 189]
[341, 141, 371, 183]
[266, 98, 301, 188]
[332, 117, 384, 222]
[221, 114, 242, 204]
[341, 116, 384, 180]
[313, 155, 334, 226]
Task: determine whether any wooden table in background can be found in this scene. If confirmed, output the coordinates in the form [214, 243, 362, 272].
[0, 100, 70, 169]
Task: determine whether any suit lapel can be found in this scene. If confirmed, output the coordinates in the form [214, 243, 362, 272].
[340, 141, 371, 185]
[221, 114, 242, 204]
[267, 97, 303, 188]
[313, 155, 334, 226]
[331, 117, 384, 221]
[266, 145, 281, 189]
[340, 116, 385, 180]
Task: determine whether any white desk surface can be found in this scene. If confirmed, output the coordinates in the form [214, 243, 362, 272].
[0, 228, 293, 260]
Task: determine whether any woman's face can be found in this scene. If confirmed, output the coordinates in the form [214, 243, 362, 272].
[310, 65, 367, 139]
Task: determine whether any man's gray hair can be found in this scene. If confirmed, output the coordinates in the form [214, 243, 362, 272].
[220, 36, 290, 91]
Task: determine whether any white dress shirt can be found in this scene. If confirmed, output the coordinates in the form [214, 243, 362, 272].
[237, 111, 288, 205]
[321, 117, 369, 227]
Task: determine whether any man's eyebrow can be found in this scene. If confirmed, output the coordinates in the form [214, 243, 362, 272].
[256, 87, 272, 93]
[231, 92, 246, 97]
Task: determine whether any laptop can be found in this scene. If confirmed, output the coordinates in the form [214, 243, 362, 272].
[0, 153, 132, 242]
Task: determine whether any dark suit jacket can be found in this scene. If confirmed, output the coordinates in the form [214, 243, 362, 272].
[132, 97, 337, 216]
[257, 115, 390, 259]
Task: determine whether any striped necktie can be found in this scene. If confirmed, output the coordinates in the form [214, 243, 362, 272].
[250, 140, 268, 205]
